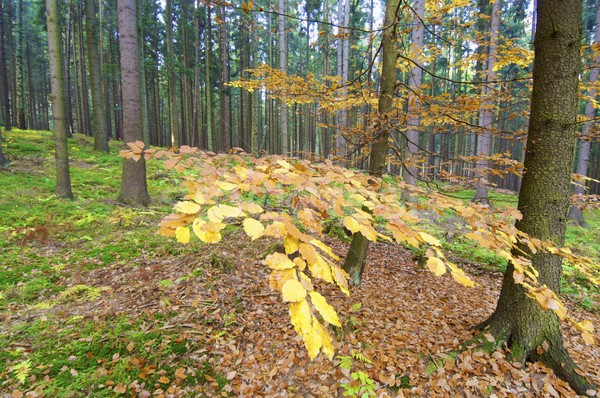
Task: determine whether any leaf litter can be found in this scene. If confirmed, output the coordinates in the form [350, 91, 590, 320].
[3, 231, 599, 397]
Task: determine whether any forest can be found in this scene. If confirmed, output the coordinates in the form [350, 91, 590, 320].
[0, 0, 600, 396]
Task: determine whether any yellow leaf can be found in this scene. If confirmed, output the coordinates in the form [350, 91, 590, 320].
[289, 299, 312, 334]
[192, 218, 206, 238]
[263, 252, 296, 270]
[343, 216, 360, 234]
[207, 206, 224, 223]
[241, 202, 264, 214]
[293, 257, 307, 271]
[173, 201, 201, 214]
[426, 257, 446, 276]
[298, 271, 313, 291]
[451, 272, 475, 287]
[313, 318, 334, 359]
[574, 320, 594, 333]
[264, 221, 287, 238]
[175, 227, 190, 243]
[243, 218, 264, 240]
[419, 231, 441, 246]
[359, 223, 378, 242]
[282, 279, 306, 302]
[332, 266, 350, 296]
[582, 332, 595, 345]
[215, 181, 238, 191]
[284, 235, 299, 254]
[303, 320, 322, 359]
[158, 376, 170, 384]
[218, 204, 244, 218]
[269, 269, 297, 291]
[309, 239, 340, 261]
[309, 291, 341, 326]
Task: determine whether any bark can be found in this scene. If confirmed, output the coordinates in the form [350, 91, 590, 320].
[218, 3, 230, 151]
[85, 0, 109, 152]
[166, 0, 180, 146]
[481, 0, 596, 394]
[46, 0, 73, 199]
[117, 0, 150, 206]
[0, 128, 7, 166]
[402, 0, 425, 195]
[343, 0, 400, 285]
[205, 2, 215, 151]
[335, 0, 350, 162]
[473, 0, 500, 205]
[0, 0, 12, 131]
[77, 3, 91, 136]
[278, 0, 288, 155]
[568, 2, 600, 227]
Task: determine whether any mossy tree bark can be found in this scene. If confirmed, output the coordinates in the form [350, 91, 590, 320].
[116, 0, 150, 206]
[342, 0, 400, 285]
[46, 0, 73, 200]
[479, 1, 596, 394]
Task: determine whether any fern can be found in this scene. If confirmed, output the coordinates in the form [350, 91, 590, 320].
[336, 355, 353, 370]
[59, 284, 107, 302]
[13, 359, 31, 384]
[351, 351, 373, 364]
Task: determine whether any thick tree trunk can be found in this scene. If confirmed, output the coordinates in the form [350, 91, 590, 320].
[342, 0, 399, 285]
[480, 0, 596, 394]
[117, 0, 150, 206]
[46, 0, 73, 199]
[568, 2, 600, 227]
[85, 0, 109, 152]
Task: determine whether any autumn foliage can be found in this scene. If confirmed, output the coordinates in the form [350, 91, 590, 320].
[120, 144, 599, 357]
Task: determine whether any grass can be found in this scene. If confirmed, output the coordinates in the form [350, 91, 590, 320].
[0, 129, 598, 395]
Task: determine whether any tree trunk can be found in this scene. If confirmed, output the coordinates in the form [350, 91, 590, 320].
[473, 0, 500, 205]
[480, 0, 596, 394]
[0, 0, 12, 131]
[166, 0, 180, 146]
[342, 0, 400, 285]
[205, 2, 215, 151]
[278, 0, 288, 155]
[402, 0, 425, 195]
[85, 0, 109, 152]
[218, 3, 230, 152]
[46, 0, 73, 199]
[568, 1, 600, 227]
[117, 0, 150, 206]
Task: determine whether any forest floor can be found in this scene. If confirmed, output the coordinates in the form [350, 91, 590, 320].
[1, 130, 599, 397]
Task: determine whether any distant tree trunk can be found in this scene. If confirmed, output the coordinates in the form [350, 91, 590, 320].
[473, 0, 500, 205]
[278, 0, 288, 155]
[192, 0, 201, 147]
[77, 3, 91, 136]
[402, 0, 425, 195]
[568, 2, 600, 227]
[46, 0, 73, 199]
[218, 3, 230, 151]
[251, 9, 259, 153]
[0, 128, 7, 166]
[117, 0, 150, 206]
[65, 0, 75, 136]
[166, 0, 180, 146]
[343, 0, 399, 285]
[205, 2, 215, 151]
[85, 0, 109, 151]
[479, 0, 596, 394]
[16, 0, 26, 129]
[335, 0, 349, 161]
[0, 0, 12, 131]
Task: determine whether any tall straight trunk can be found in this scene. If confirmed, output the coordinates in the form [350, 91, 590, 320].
[16, 0, 26, 129]
[335, 0, 349, 161]
[6, 0, 17, 128]
[137, 0, 148, 145]
[46, 0, 73, 199]
[192, 0, 201, 147]
[85, 0, 109, 151]
[479, 0, 596, 393]
[473, 0, 500, 205]
[26, 41, 35, 129]
[343, 0, 400, 285]
[251, 9, 259, 153]
[568, 2, 600, 227]
[278, 0, 288, 155]
[205, 2, 215, 151]
[218, 3, 230, 151]
[72, 12, 83, 135]
[0, 128, 7, 166]
[65, 0, 75, 136]
[117, 0, 150, 206]
[77, 3, 91, 136]
[166, 0, 180, 146]
[402, 0, 425, 193]
[0, 0, 12, 131]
